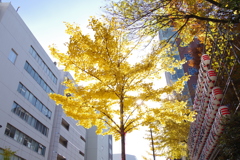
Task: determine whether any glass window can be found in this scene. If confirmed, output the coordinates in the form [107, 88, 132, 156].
[39, 59, 43, 67]
[188, 67, 198, 75]
[23, 137, 28, 146]
[43, 82, 47, 91]
[26, 64, 32, 73]
[38, 101, 43, 112]
[40, 80, 44, 88]
[15, 106, 21, 116]
[37, 76, 41, 84]
[17, 83, 22, 93]
[35, 121, 40, 131]
[4, 125, 11, 136]
[11, 103, 18, 113]
[43, 64, 47, 72]
[20, 109, 25, 119]
[28, 94, 33, 103]
[33, 51, 37, 59]
[46, 87, 50, 93]
[27, 115, 33, 125]
[41, 61, 45, 68]
[30, 141, 36, 151]
[34, 73, 39, 81]
[9, 127, 16, 138]
[46, 68, 50, 76]
[24, 112, 29, 122]
[31, 96, 37, 106]
[8, 49, 18, 64]
[20, 85, 26, 97]
[35, 55, 39, 63]
[24, 62, 29, 70]
[42, 106, 48, 116]
[18, 83, 52, 119]
[47, 111, 52, 119]
[5, 124, 46, 156]
[54, 77, 57, 84]
[31, 118, 36, 127]
[24, 90, 30, 99]
[184, 54, 193, 60]
[30, 68, 35, 77]
[38, 145, 43, 154]
[36, 100, 41, 111]
[27, 138, 32, 148]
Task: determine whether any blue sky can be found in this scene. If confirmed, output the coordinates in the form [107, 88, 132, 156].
[2, 0, 165, 159]
[4, 0, 106, 53]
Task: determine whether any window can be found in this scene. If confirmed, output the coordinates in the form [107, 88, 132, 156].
[8, 49, 18, 63]
[29, 46, 58, 84]
[184, 54, 193, 60]
[59, 136, 68, 148]
[17, 83, 52, 119]
[61, 119, 69, 131]
[188, 67, 198, 75]
[24, 62, 54, 93]
[4, 124, 46, 156]
[79, 151, 85, 157]
[11, 102, 49, 136]
[80, 136, 86, 142]
[57, 154, 66, 160]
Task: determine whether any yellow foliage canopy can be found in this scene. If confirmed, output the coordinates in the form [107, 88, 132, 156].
[49, 17, 195, 141]
[107, 0, 240, 46]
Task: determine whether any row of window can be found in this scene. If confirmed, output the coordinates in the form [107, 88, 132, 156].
[58, 135, 85, 157]
[29, 46, 57, 84]
[24, 61, 54, 93]
[0, 148, 25, 160]
[5, 124, 46, 156]
[12, 102, 49, 136]
[60, 118, 86, 144]
[17, 83, 52, 119]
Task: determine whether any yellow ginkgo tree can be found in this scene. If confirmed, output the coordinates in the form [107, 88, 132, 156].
[144, 94, 192, 159]
[49, 17, 195, 160]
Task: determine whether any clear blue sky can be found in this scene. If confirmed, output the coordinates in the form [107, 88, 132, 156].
[3, 0, 106, 53]
[2, 1, 165, 159]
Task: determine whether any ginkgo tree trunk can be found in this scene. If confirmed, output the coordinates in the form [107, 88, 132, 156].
[49, 17, 195, 160]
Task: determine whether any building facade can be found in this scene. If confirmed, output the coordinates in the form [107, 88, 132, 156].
[0, 3, 89, 160]
[159, 28, 199, 103]
[85, 126, 113, 160]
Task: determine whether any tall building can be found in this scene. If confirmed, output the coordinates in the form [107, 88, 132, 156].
[0, 3, 86, 160]
[85, 126, 113, 160]
[0, 2, 112, 160]
[159, 28, 199, 103]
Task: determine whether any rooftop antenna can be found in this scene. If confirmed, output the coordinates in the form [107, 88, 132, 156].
[16, 6, 20, 12]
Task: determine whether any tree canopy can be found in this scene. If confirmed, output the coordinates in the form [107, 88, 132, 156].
[107, 0, 240, 45]
[49, 17, 195, 160]
[144, 94, 192, 159]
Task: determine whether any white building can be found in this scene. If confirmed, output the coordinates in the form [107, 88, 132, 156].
[0, 3, 86, 160]
[85, 126, 113, 160]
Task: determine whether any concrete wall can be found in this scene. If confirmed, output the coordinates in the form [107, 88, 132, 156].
[0, 3, 86, 160]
